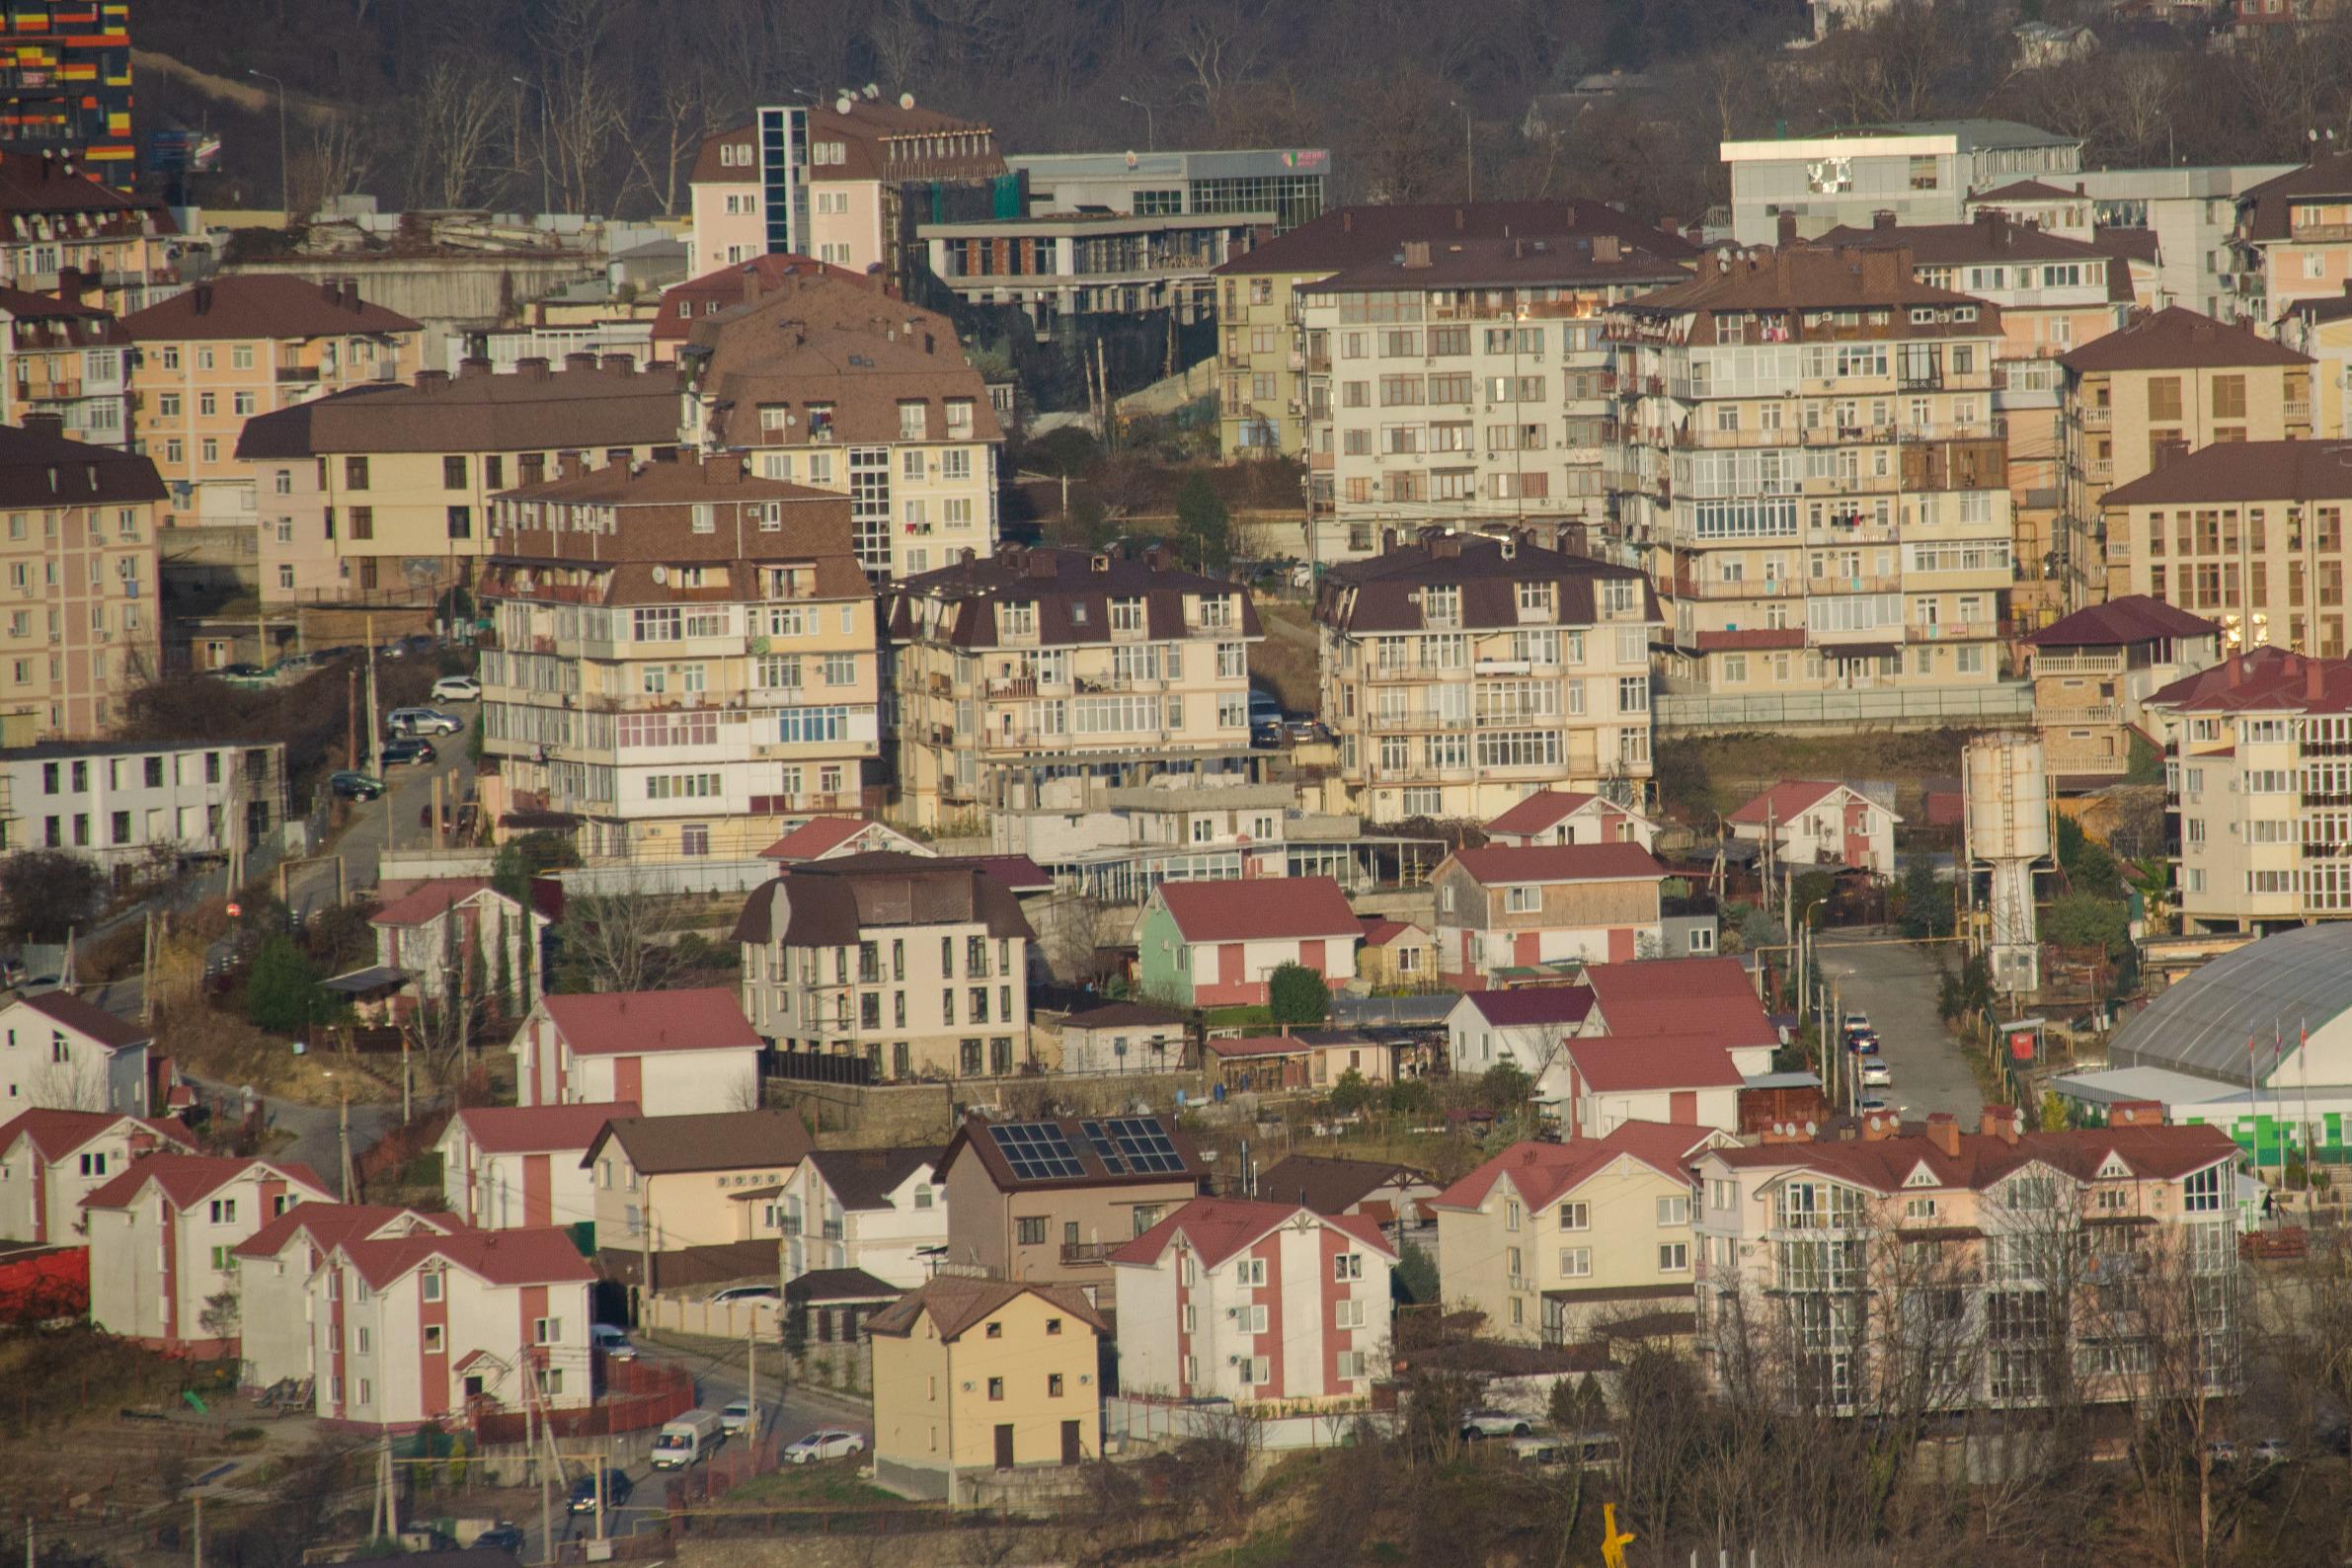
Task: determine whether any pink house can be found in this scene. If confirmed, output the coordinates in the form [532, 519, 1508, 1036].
[1137, 877, 1363, 1008]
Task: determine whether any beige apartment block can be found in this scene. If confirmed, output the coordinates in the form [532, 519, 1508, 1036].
[236, 355, 678, 606]
[477, 453, 881, 863]
[0, 150, 182, 315]
[2225, 150, 2352, 328]
[676, 271, 1003, 581]
[121, 276, 423, 527]
[885, 544, 1262, 829]
[0, 419, 163, 743]
[0, 285, 128, 446]
[1610, 239, 2013, 701]
[2278, 294, 2352, 440]
[2020, 595, 2220, 784]
[1314, 527, 1660, 823]
[2057, 307, 2311, 610]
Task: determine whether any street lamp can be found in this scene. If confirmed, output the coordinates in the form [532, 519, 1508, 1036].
[511, 77, 551, 214]
[1118, 95, 1157, 153]
[1448, 100, 1474, 200]
[247, 69, 288, 219]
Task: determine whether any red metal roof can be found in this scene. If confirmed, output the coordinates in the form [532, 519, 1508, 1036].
[757, 817, 886, 860]
[371, 877, 562, 928]
[1458, 986, 1598, 1028]
[1109, 1196, 1394, 1270]
[1152, 876, 1360, 942]
[12, 988, 151, 1052]
[450, 1101, 639, 1155]
[1702, 1120, 2238, 1193]
[231, 1203, 462, 1262]
[1357, 916, 1423, 948]
[541, 989, 759, 1057]
[2022, 594, 2219, 649]
[81, 1153, 330, 1213]
[0, 1109, 190, 1163]
[1446, 843, 1667, 887]
[2148, 645, 2352, 716]
[337, 1226, 595, 1292]
[1563, 1034, 1744, 1091]
[1726, 780, 1846, 825]
[1484, 790, 1599, 836]
[1430, 1121, 1714, 1214]
[1584, 958, 1777, 1051]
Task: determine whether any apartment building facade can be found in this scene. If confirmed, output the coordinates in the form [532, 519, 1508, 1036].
[236, 354, 678, 606]
[886, 544, 1260, 827]
[435, 1101, 629, 1231]
[676, 272, 1003, 580]
[0, 150, 179, 312]
[2225, 150, 2352, 327]
[2058, 307, 2312, 610]
[0, 420, 161, 744]
[477, 455, 881, 860]
[1315, 528, 1660, 823]
[121, 277, 423, 526]
[2021, 596, 2221, 783]
[0, 284, 126, 445]
[1295, 234, 1687, 555]
[583, 1110, 814, 1252]
[83, 1153, 334, 1355]
[0, 738, 283, 861]
[734, 851, 1037, 1081]
[231, 1204, 464, 1395]
[1720, 120, 2082, 245]
[1611, 240, 2013, 701]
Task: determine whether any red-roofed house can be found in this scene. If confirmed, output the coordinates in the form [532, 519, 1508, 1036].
[1136, 877, 1363, 1006]
[231, 1204, 465, 1394]
[1483, 791, 1659, 851]
[1443, 986, 1600, 1104]
[651, 255, 878, 357]
[1353, 916, 1433, 989]
[756, 816, 928, 863]
[1432, 843, 1674, 987]
[435, 1101, 636, 1230]
[83, 1154, 335, 1355]
[1109, 1197, 1395, 1406]
[1726, 781, 1899, 876]
[311, 1226, 597, 1431]
[1559, 1036, 1746, 1137]
[0, 990, 155, 1114]
[0, 1109, 193, 1243]
[511, 989, 761, 1115]
[1581, 958, 1780, 1077]
[1431, 1121, 1728, 1344]
[371, 879, 561, 1020]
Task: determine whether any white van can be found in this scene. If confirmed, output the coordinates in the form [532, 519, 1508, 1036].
[650, 1409, 725, 1470]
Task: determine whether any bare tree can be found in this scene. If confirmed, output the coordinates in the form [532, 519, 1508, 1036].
[408, 56, 509, 209]
[553, 881, 670, 995]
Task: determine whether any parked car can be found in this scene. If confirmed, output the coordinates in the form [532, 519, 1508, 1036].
[1860, 1060, 1893, 1088]
[708, 1283, 780, 1305]
[567, 1469, 632, 1513]
[1842, 1013, 1872, 1041]
[1249, 721, 1283, 748]
[210, 662, 266, 679]
[379, 739, 436, 767]
[328, 770, 385, 801]
[389, 707, 464, 736]
[720, 1398, 755, 1435]
[1460, 1410, 1531, 1440]
[2251, 1437, 2292, 1465]
[1848, 1029, 1881, 1056]
[783, 1430, 866, 1464]
[472, 1526, 524, 1552]
[431, 674, 482, 702]
[589, 1324, 636, 1361]
[1285, 717, 1324, 743]
[1859, 1094, 1891, 1114]
[1247, 690, 1282, 725]
[651, 1410, 726, 1470]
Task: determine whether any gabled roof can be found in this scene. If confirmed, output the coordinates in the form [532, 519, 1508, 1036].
[337, 1226, 595, 1293]
[940, 1113, 1207, 1193]
[1357, 916, 1425, 949]
[0, 1109, 191, 1163]
[2022, 594, 2220, 649]
[2101, 438, 2352, 508]
[756, 817, 926, 862]
[2236, 150, 2352, 244]
[8, 988, 152, 1052]
[1969, 179, 2088, 204]
[1255, 1154, 1433, 1216]
[864, 1275, 1105, 1342]
[653, 256, 878, 343]
[1699, 1121, 2238, 1193]
[1584, 958, 1778, 1051]
[371, 877, 563, 928]
[583, 1110, 814, 1176]
[539, 989, 759, 1057]
[448, 1102, 637, 1157]
[1484, 790, 1601, 836]
[804, 1145, 941, 1211]
[231, 1203, 462, 1262]
[1109, 1196, 1394, 1270]
[1444, 843, 1667, 888]
[1563, 1034, 1744, 1091]
[118, 275, 420, 342]
[1151, 876, 1359, 942]
[2146, 645, 2352, 716]
[1452, 986, 1598, 1029]
[785, 1266, 903, 1304]
[0, 421, 166, 510]
[1727, 779, 1849, 825]
[1315, 529, 1658, 634]
[81, 1154, 330, 1213]
[730, 854, 1035, 947]
[2060, 305, 2310, 373]
[1430, 1121, 1715, 1214]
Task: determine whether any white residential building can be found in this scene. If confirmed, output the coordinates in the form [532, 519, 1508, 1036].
[83, 1154, 334, 1355]
[782, 1146, 948, 1289]
[231, 1204, 465, 1393]
[1726, 780, 1901, 877]
[435, 1102, 632, 1231]
[0, 1108, 191, 1243]
[0, 740, 285, 865]
[0, 990, 153, 1115]
[510, 990, 762, 1117]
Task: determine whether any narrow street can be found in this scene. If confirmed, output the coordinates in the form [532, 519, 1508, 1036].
[1814, 929, 1986, 1123]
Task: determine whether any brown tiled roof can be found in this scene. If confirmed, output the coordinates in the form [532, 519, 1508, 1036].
[1296, 232, 1688, 294]
[1060, 1001, 1188, 1031]
[939, 1113, 1208, 1193]
[889, 544, 1260, 651]
[2100, 438, 2351, 506]
[1811, 213, 2134, 303]
[2146, 644, 2352, 715]
[681, 273, 1001, 447]
[0, 150, 174, 223]
[13, 988, 151, 1051]
[1316, 529, 1658, 634]
[1445, 843, 1667, 887]
[1616, 242, 2003, 332]
[0, 423, 165, 509]
[583, 1109, 815, 1176]
[2022, 594, 2219, 648]
[804, 1145, 940, 1211]
[2236, 150, 2352, 244]
[236, 362, 679, 459]
[118, 275, 419, 342]
[785, 1266, 903, 1303]
[730, 853, 1035, 948]
[1702, 1120, 2238, 1192]
[2060, 306, 2310, 373]
[0, 284, 125, 344]
[688, 122, 756, 186]
[865, 1274, 1104, 1342]
[2092, 226, 2160, 267]
[1256, 1154, 1432, 1215]
[1213, 199, 1697, 276]
[655, 256, 878, 342]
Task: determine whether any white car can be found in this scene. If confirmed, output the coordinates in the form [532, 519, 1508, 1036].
[589, 1324, 636, 1361]
[1860, 1060, 1893, 1088]
[1460, 1409, 1531, 1440]
[709, 1284, 780, 1305]
[720, 1398, 754, 1435]
[431, 674, 482, 702]
[784, 1429, 866, 1464]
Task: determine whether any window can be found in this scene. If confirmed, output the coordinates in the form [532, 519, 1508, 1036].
[534, 1316, 562, 1345]
[1236, 1258, 1268, 1287]
[1559, 1246, 1593, 1278]
[1659, 1242, 1690, 1273]
[424, 1324, 445, 1353]
[2183, 1165, 2222, 1213]
[1557, 1201, 1589, 1230]
[1657, 1195, 1690, 1226]
[987, 1376, 1004, 1401]
[1334, 1252, 1363, 1282]
[208, 1198, 237, 1224]
[1016, 1216, 1048, 1245]
[345, 456, 370, 490]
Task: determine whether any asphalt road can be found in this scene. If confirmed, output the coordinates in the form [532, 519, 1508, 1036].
[282, 734, 474, 919]
[1815, 928, 1986, 1123]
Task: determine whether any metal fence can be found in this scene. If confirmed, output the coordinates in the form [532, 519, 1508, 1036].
[1656, 682, 2034, 734]
[557, 858, 776, 897]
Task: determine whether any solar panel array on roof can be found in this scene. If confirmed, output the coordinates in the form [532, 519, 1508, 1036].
[989, 1123, 1085, 1181]
[1103, 1117, 1186, 1174]
[1079, 1121, 1126, 1174]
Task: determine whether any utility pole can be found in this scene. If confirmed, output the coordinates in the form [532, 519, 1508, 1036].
[746, 1322, 759, 1445]
[347, 667, 358, 771]
[339, 1086, 355, 1200]
[363, 614, 383, 771]
[140, 910, 156, 1026]
[191, 1494, 202, 1568]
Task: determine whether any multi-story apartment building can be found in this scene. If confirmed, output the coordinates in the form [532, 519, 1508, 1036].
[1314, 528, 1660, 823]
[1210, 199, 1694, 460]
[676, 271, 1002, 580]
[0, 1107, 190, 1244]
[2072, 164, 2296, 320]
[231, 1204, 462, 1398]
[1296, 233, 1686, 554]
[1690, 1113, 2241, 1413]
[477, 454, 881, 860]
[0, 5, 133, 183]
[885, 544, 1260, 827]
[2057, 307, 2312, 610]
[649, 254, 873, 363]
[2226, 150, 2352, 329]
[734, 850, 1036, 1080]
[83, 1152, 334, 1355]
[0, 737, 284, 860]
[0, 284, 126, 444]
[1720, 120, 2082, 245]
[0, 151, 178, 311]
[2277, 290, 2352, 439]
[237, 354, 678, 606]
[1611, 239, 2013, 702]
[121, 277, 424, 526]
[435, 1101, 629, 1231]
[921, 208, 1267, 333]
[2021, 596, 2220, 784]
[687, 98, 1003, 280]
[0, 419, 162, 744]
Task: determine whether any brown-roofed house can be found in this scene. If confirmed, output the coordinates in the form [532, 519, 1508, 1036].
[2022, 595, 2221, 783]
[783, 1145, 947, 1288]
[0, 989, 155, 1115]
[1254, 1153, 1441, 1227]
[583, 1109, 815, 1252]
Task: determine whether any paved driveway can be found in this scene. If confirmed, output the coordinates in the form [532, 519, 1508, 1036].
[1815, 929, 1984, 1123]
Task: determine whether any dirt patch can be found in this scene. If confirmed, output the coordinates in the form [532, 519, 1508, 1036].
[1655, 728, 1970, 826]
[1250, 600, 1320, 712]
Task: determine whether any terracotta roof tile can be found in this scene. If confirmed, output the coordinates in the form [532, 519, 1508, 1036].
[1152, 875, 1359, 942]
[1109, 1196, 1398, 1269]
[2060, 306, 2309, 373]
[2022, 594, 2219, 648]
[2147, 644, 2352, 715]
[1484, 791, 1600, 835]
[0, 1109, 191, 1163]
[1445, 843, 1667, 886]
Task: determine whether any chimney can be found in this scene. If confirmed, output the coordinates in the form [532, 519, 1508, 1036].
[1143, 544, 1173, 571]
[743, 267, 764, 306]
[1861, 1111, 1897, 1141]
[514, 355, 550, 380]
[1858, 248, 1905, 296]
[2226, 650, 2244, 686]
[563, 352, 598, 373]
[2311, 660, 2326, 701]
[456, 356, 493, 379]
[1873, 209, 1897, 233]
[1776, 211, 1798, 248]
[1026, 551, 1056, 580]
[1379, 526, 1399, 555]
[1975, 207, 2002, 245]
[321, 279, 344, 309]
[414, 368, 450, 392]
[21, 412, 62, 438]
[1342, 210, 1353, 234]
[1979, 1104, 2018, 1144]
[600, 353, 632, 373]
[1924, 1113, 1961, 1158]
[706, 454, 742, 485]
[2110, 1100, 2163, 1129]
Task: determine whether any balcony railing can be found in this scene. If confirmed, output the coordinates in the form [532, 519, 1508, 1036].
[2029, 649, 2125, 675]
[1061, 1241, 1118, 1266]
[1907, 620, 1999, 642]
[2087, 459, 2114, 482]
[2288, 401, 2313, 424]
[2077, 405, 2112, 429]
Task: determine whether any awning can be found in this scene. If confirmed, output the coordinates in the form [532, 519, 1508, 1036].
[1825, 643, 1898, 662]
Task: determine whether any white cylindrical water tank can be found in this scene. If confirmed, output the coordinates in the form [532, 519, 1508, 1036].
[1963, 732, 2050, 863]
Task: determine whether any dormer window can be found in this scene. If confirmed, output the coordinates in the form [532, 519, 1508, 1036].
[807, 405, 835, 441]
[898, 401, 928, 440]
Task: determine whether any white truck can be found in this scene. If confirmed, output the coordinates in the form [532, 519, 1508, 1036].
[650, 1409, 726, 1470]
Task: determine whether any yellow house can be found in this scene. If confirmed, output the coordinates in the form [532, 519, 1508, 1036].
[120, 275, 424, 527]
[581, 1108, 815, 1254]
[866, 1275, 1105, 1503]
[1429, 1121, 1729, 1346]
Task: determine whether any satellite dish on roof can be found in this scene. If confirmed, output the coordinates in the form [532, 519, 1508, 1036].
[864, 83, 880, 99]
[1125, 150, 1139, 169]
[835, 95, 853, 115]
[900, 93, 915, 111]
[651, 565, 668, 586]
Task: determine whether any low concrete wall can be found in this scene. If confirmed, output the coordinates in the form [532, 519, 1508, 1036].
[771, 1069, 1212, 1143]
[644, 1294, 780, 1341]
[1107, 1394, 1381, 1452]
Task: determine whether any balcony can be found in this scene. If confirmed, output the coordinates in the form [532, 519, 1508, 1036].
[2289, 401, 2313, 424]
[274, 363, 321, 385]
[1061, 1240, 1118, 1266]
[2028, 649, 2124, 676]
[2077, 405, 2111, 430]
[2087, 458, 2114, 483]
[1907, 620, 1999, 643]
